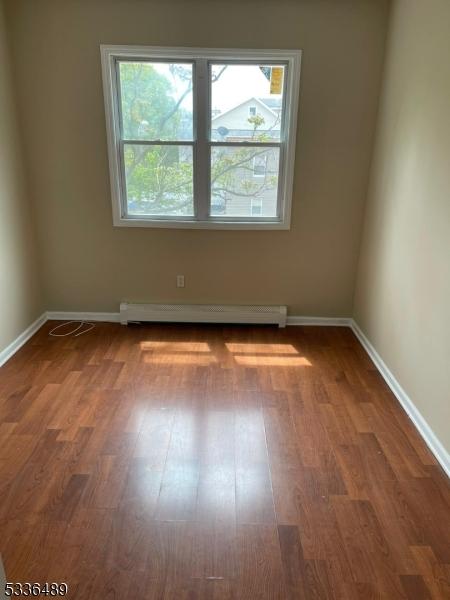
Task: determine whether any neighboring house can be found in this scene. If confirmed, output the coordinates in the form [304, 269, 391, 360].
[211, 97, 281, 141]
[211, 97, 282, 217]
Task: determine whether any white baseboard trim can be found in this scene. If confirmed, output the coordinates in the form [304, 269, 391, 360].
[287, 316, 351, 326]
[46, 311, 121, 323]
[351, 319, 450, 478]
[0, 312, 47, 368]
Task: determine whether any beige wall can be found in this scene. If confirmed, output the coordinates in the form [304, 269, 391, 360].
[0, 0, 43, 354]
[354, 0, 450, 454]
[4, 0, 389, 315]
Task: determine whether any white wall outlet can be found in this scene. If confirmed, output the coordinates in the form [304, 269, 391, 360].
[176, 275, 185, 288]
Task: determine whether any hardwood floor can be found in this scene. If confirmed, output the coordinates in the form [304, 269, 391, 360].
[0, 322, 448, 599]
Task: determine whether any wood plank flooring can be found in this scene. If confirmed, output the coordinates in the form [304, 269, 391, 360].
[0, 322, 448, 599]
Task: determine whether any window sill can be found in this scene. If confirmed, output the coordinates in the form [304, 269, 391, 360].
[113, 216, 291, 230]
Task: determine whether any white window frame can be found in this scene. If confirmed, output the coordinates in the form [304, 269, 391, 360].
[100, 45, 302, 230]
[248, 105, 257, 117]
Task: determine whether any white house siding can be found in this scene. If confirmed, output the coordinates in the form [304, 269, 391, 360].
[211, 97, 280, 141]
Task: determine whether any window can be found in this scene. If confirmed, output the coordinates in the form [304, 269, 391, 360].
[101, 46, 302, 229]
[251, 198, 263, 216]
[253, 155, 267, 178]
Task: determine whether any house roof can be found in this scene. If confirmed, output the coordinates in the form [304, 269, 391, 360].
[211, 96, 278, 121]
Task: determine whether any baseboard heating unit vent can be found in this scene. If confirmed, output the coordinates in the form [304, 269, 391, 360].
[120, 303, 287, 327]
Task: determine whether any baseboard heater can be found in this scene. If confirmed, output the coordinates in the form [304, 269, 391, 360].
[120, 303, 287, 328]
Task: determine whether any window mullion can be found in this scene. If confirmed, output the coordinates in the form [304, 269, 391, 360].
[194, 58, 210, 220]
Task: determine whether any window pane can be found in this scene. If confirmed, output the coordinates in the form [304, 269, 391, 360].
[124, 144, 193, 216]
[211, 64, 285, 142]
[119, 61, 193, 141]
[211, 146, 280, 217]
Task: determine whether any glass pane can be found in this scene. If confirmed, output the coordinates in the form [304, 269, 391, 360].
[211, 64, 285, 142]
[124, 144, 194, 216]
[211, 146, 280, 217]
[119, 61, 193, 141]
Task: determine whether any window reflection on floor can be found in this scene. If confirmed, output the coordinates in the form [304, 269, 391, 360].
[140, 339, 312, 367]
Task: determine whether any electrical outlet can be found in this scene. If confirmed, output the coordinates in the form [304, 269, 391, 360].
[176, 275, 185, 288]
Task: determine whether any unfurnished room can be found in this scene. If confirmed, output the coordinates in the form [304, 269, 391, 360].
[0, 0, 449, 598]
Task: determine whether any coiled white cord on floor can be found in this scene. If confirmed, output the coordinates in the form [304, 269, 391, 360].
[49, 321, 95, 337]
